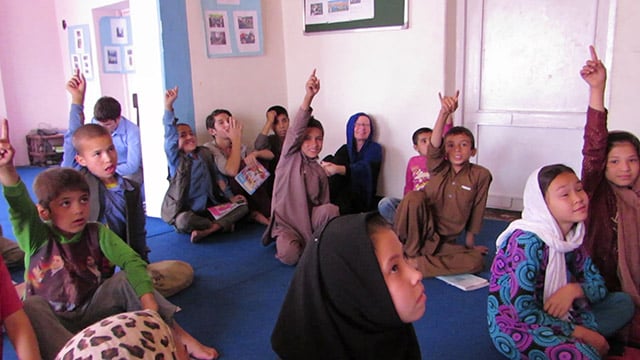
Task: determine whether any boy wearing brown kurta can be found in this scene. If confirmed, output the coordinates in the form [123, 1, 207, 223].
[262, 70, 339, 265]
[394, 91, 492, 277]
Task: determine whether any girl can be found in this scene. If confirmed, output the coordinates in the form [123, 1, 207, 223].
[580, 46, 640, 342]
[272, 213, 426, 359]
[261, 70, 339, 266]
[321, 112, 382, 214]
[204, 109, 273, 226]
[487, 165, 633, 359]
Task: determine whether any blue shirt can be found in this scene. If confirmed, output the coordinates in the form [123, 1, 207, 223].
[63, 104, 142, 180]
[100, 176, 129, 240]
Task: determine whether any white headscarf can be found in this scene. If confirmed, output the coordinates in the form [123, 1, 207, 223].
[495, 167, 584, 316]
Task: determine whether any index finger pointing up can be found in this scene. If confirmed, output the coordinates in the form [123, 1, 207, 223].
[1, 119, 9, 142]
[589, 45, 599, 62]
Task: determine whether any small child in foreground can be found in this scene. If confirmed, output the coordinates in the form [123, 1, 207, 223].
[0, 119, 217, 359]
[272, 213, 426, 359]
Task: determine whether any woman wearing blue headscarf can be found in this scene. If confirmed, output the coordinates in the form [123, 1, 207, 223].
[321, 112, 382, 214]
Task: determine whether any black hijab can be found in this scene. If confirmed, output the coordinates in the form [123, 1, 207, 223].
[271, 212, 421, 359]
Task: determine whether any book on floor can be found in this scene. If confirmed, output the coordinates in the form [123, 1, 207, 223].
[436, 273, 489, 291]
[235, 162, 270, 195]
[208, 202, 242, 220]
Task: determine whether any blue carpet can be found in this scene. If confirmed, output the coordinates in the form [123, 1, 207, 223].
[2, 167, 508, 359]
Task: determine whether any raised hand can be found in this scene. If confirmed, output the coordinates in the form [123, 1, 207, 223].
[165, 86, 179, 111]
[0, 119, 15, 168]
[302, 69, 320, 110]
[66, 68, 86, 105]
[266, 109, 276, 126]
[438, 90, 460, 115]
[580, 46, 606, 90]
[228, 116, 243, 143]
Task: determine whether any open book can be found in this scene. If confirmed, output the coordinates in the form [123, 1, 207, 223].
[436, 274, 489, 291]
[235, 162, 270, 195]
[207, 202, 242, 220]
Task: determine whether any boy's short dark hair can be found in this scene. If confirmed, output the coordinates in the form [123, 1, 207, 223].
[33, 168, 90, 209]
[71, 124, 111, 153]
[307, 116, 324, 136]
[444, 126, 476, 149]
[94, 96, 121, 122]
[267, 105, 289, 118]
[412, 127, 433, 145]
[607, 131, 640, 158]
[205, 109, 232, 129]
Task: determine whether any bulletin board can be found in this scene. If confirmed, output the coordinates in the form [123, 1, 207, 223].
[98, 16, 135, 74]
[304, 0, 407, 34]
[201, 0, 263, 58]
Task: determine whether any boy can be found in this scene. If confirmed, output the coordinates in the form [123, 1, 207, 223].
[394, 91, 492, 278]
[0, 119, 217, 359]
[378, 120, 453, 223]
[161, 87, 248, 243]
[261, 69, 339, 265]
[62, 69, 143, 185]
[62, 71, 149, 261]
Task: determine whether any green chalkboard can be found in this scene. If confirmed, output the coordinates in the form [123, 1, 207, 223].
[304, 0, 407, 34]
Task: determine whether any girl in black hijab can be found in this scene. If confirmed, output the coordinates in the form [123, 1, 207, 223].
[272, 213, 426, 359]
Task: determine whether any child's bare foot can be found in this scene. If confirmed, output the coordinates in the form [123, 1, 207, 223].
[172, 323, 219, 359]
[187, 343, 219, 360]
[250, 211, 270, 226]
[190, 224, 222, 243]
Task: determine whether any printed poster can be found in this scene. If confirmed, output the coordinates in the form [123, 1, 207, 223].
[201, 0, 263, 58]
[305, 0, 374, 25]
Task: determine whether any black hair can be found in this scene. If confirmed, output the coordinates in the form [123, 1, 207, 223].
[267, 105, 289, 118]
[537, 164, 575, 197]
[607, 131, 640, 158]
[444, 126, 476, 149]
[94, 96, 121, 122]
[71, 124, 111, 153]
[33, 168, 90, 210]
[205, 109, 233, 129]
[307, 116, 324, 135]
[412, 127, 433, 145]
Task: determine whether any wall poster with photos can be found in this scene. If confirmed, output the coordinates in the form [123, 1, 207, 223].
[304, 0, 407, 34]
[201, 0, 263, 58]
[98, 16, 135, 73]
[67, 25, 94, 80]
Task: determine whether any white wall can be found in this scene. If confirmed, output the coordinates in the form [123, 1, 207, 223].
[185, 0, 288, 147]
[609, 0, 640, 137]
[281, 1, 447, 198]
[0, 0, 68, 166]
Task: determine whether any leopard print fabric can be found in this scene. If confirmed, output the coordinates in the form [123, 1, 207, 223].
[55, 310, 178, 360]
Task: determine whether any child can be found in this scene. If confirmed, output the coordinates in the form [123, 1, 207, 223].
[487, 165, 634, 359]
[580, 46, 640, 343]
[321, 112, 382, 214]
[394, 91, 492, 277]
[62, 69, 143, 185]
[204, 108, 273, 225]
[161, 86, 248, 243]
[0, 119, 217, 360]
[0, 254, 41, 360]
[261, 70, 339, 265]
[254, 105, 289, 170]
[271, 212, 426, 359]
[62, 71, 149, 261]
[378, 119, 453, 224]
[254, 105, 289, 194]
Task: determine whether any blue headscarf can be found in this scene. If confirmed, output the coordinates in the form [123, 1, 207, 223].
[346, 113, 382, 208]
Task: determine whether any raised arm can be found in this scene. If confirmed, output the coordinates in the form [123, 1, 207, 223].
[62, 69, 87, 168]
[0, 119, 19, 186]
[580, 45, 605, 112]
[223, 117, 243, 176]
[163, 86, 180, 177]
[431, 91, 459, 148]
[282, 69, 320, 156]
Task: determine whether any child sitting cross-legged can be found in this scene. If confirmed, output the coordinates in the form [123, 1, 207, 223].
[0, 119, 218, 360]
[488, 165, 634, 359]
[161, 87, 249, 243]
